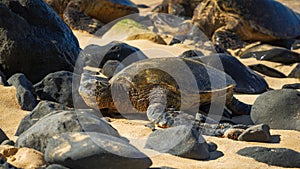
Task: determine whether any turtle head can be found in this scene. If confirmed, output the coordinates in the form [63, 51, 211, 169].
[79, 73, 114, 110]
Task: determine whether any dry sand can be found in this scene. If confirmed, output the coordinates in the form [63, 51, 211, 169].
[0, 0, 300, 168]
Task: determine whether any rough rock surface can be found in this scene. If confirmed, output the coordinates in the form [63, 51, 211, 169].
[16, 110, 120, 152]
[0, 0, 80, 83]
[7, 73, 38, 110]
[15, 101, 73, 136]
[251, 89, 300, 130]
[237, 146, 300, 168]
[145, 125, 211, 160]
[45, 132, 152, 169]
[238, 124, 271, 142]
[34, 71, 86, 108]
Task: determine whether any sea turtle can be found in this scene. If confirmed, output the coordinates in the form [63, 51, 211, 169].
[152, 0, 202, 18]
[45, 0, 139, 33]
[79, 57, 251, 132]
[191, 0, 300, 50]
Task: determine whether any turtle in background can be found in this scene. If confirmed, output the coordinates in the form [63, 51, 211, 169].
[152, 0, 202, 18]
[45, 0, 139, 33]
[191, 0, 300, 50]
[79, 57, 251, 137]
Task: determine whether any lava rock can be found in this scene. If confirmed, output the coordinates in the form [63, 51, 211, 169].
[248, 64, 286, 78]
[45, 132, 152, 169]
[102, 19, 166, 45]
[0, 0, 80, 83]
[34, 71, 87, 108]
[251, 89, 300, 130]
[16, 110, 120, 152]
[237, 147, 300, 168]
[145, 125, 211, 160]
[282, 83, 300, 89]
[15, 101, 73, 136]
[238, 124, 271, 142]
[79, 42, 147, 70]
[240, 44, 300, 64]
[189, 54, 268, 94]
[7, 73, 38, 110]
[0, 129, 8, 144]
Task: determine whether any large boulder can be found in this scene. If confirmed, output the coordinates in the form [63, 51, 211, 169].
[251, 89, 300, 130]
[190, 54, 269, 94]
[45, 132, 152, 169]
[0, 0, 80, 83]
[16, 110, 120, 152]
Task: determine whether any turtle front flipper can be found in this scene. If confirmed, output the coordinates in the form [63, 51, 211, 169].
[63, 0, 103, 33]
[147, 87, 174, 128]
[226, 97, 252, 116]
[212, 27, 248, 50]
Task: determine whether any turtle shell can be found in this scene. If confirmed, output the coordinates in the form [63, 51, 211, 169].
[109, 57, 235, 112]
[216, 0, 300, 39]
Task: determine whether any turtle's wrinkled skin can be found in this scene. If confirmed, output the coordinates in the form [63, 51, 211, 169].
[45, 0, 139, 33]
[79, 57, 251, 137]
[152, 0, 202, 18]
[191, 0, 300, 49]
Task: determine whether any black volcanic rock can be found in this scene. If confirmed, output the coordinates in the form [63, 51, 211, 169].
[0, 0, 80, 83]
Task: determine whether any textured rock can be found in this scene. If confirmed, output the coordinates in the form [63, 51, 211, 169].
[251, 89, 300, 130]
[238, 124, 271, 142]
[193, 54, 269, 94]
[145, 125, 211, 160]
[45, 132, 152, 169]
[16, 110, 120, 152]
[0, 145, 46, 169]
[237, 147, 300, 168]
[33, 71, 86, 108]
[79, 42, 147, 70]
[0, 0, 80, 83]
[248, 64, 286, 78]
[7, 73, 38, 110]
[240, 44, 300, 64]
[102, 19, 166, 44]
[0, 129, 8, 144]
[15, 101, 73, 136]
[282, 83, 300, 89]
